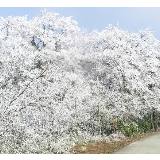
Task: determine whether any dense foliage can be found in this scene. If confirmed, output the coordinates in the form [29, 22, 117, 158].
[0, 9, 160, 153]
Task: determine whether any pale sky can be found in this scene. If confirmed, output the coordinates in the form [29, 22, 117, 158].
[0, 3, 160, 40]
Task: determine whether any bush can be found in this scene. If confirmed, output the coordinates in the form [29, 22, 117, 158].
[138, 115, 152, 133]
[117, 119, 138, 137]
[117, 116, 152, 137]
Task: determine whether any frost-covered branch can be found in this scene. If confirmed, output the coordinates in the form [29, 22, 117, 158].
[9, 68, 48, 106]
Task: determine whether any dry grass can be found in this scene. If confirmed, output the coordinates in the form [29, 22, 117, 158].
[72, 132, 153, 154]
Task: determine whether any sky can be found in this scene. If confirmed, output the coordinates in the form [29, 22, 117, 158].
[1, 5, 160, 40]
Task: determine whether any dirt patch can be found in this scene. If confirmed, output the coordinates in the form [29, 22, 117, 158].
[72, 132, 154, 154]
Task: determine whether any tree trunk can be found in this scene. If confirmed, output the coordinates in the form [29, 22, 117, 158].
[113, 116, 117, 133]
[152, 107, 158, 131]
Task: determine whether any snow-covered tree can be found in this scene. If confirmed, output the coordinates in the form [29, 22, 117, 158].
[0, 9, 160, 153]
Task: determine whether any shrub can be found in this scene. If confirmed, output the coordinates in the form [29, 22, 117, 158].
[117, 119, 138, 137]
[117, 116, 152, 137]
[138, 115, 152, 133]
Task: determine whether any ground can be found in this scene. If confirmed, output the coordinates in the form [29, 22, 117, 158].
[72, 132, 154, 154]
